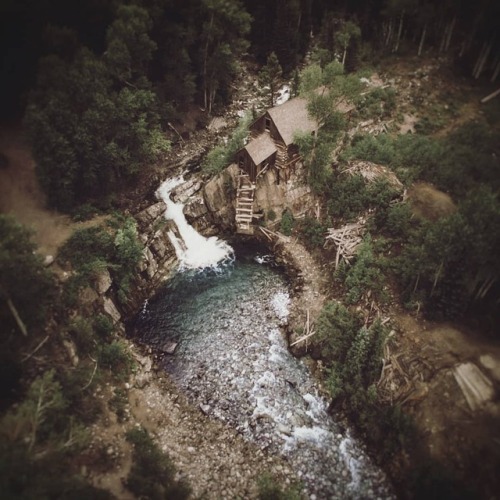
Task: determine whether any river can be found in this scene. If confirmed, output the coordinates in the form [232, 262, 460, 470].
[133, 178, 393, 498]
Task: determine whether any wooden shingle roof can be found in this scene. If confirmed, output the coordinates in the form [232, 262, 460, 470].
[244, 133, 277, 165]
[267, 97, 318, 146]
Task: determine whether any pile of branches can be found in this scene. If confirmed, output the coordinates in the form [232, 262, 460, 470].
[341, 160, 403, 189]
[325, 217, 367, 269]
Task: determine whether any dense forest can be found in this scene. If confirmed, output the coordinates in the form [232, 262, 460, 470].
[1, 0, 500, 498]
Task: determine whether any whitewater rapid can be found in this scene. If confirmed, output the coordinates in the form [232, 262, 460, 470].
[156, 177, 233, 270]
[136, 248, 394, 499]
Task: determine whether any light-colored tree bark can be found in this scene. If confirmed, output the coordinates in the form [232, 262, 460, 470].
[393, 10, 405, 52]
[491, 59, 500, 82]
[444, 17, 456, 52]
[418, 23, 427, 56]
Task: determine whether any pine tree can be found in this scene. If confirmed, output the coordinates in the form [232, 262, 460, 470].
[259, 52, 283, 107]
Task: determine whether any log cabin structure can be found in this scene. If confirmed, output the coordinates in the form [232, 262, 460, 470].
[234, 96, 353, 233]
[236, 97, 318, 184]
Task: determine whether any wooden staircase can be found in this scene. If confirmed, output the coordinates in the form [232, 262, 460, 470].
[235, 171, 255, 234]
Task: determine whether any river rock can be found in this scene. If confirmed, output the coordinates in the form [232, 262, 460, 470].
[136, 202, 167, 227]
[103, 297, 121, 323]
[94, 269, 112, 294]
[160, 341, 178, 355]
[43, 255, 54, 267]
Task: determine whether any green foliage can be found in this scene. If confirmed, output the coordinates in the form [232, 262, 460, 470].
[267, 209, 277, 222]
[109, 388, 128, 423]
[0, 442, 111, 500]
[126, 427, 190, 499]
[345, 121, 500, 197]
[259, 52, 283, 107]
[199, 0, 251, 113]
[69, 316, 96, 356]
[297, 217, 328, 249]
[280, 210, 295, 236]
[316, 306, 415, 459]
[392, 187, 500, 321]
[1, 370, 67, 451]
[93, 314, 114, 339]
[341, 237, 388, 304]
[104, 5, 156, 86]
[296, 62, 363, 193]
[356, 87, 396, 119]
[0, 216, 55, 332]
[25, 36, 169, 211]
[383, 202, 413, 238]
[326, 173, 398, 222]
[203, 112, 252, 175]
[59, 217, 143, 305]
[98, 341, 134, 379]
[0, 216, 55, 403]
[315, 302, 363, 362]
[257, 473, 302, 500]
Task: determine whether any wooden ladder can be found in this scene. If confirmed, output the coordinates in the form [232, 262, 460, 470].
[235, 171, 255, 234]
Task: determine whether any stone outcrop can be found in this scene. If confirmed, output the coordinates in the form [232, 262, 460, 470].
[79, 161, 311, 326]
[203, 164, 239, 231]
[254, 163, 313, 221]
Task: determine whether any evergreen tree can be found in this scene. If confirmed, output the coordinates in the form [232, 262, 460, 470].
[258, 52, 283, 107]
[198, 0, 251, 113]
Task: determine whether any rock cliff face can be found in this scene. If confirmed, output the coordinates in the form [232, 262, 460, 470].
[84, 163, 313, 325]
[253, 163, 313, 221]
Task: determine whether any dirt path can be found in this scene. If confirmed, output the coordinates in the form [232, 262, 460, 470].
[0, 125, 76, 256]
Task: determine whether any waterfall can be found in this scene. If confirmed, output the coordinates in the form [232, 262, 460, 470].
[156, 176, 233, 270]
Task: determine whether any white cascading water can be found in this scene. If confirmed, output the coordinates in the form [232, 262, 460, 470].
[156, 176, 233, 270]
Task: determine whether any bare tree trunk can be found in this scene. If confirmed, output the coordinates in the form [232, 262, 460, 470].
[473, 42, 487, 77]
[7, 297, 28, 336]
[418, 23, 427, 56]
[491, 59, 500, 82]
[385, 19, 393, 47]
[342, 45, 347, 66]
[475, 40, 492, 79]
[481, 87, 500, 103]
[439, 23, 448, 53]
[444, 17, 456, 52]
[202, 13, 214, 111]
[393, 11, 404, 52]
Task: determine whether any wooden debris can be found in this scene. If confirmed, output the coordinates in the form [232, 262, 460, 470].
[341, 160, 403, 190]
[453, 362, 495, 411]
[324, 217, 366, 269]
[259, 226, 290, 242]
[290, 309, 316, 347]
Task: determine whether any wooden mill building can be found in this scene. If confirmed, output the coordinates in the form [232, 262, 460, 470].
[233, 96, 352, 234]
[236, 97, 318, 183]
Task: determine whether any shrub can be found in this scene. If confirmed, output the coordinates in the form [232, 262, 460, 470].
[384, 202, 413, 238]
[98, 341, 134, 379]
[69, 316, 96, 355]
[297, 216, 327, 249]
[93, 314, 114, 339]
[280, 210, 295, 236]
[341, 237, 388, 304]
[267, 209, 277, 222]
[202, 113, 252, 175]
[315, 302, 362, 363]
[126, 427, 190, 499]
[356, 87, 396, 119]
[58, 216, 143, 304]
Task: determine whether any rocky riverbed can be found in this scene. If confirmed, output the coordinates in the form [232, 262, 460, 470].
[134, 244, 394, 499]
